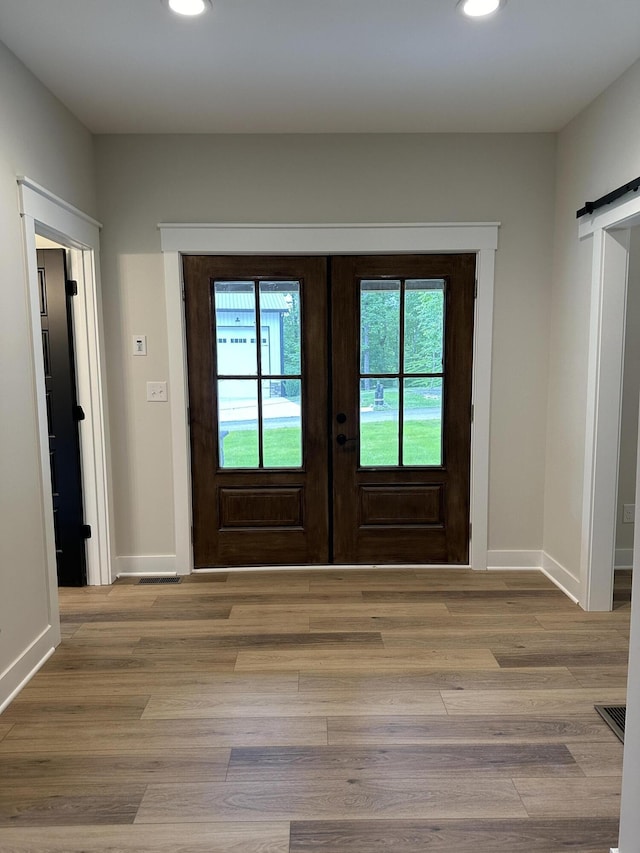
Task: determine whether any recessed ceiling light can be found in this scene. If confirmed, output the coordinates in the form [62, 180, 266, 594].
[166, 0, 212, 17]
[457, 0, 505, 18]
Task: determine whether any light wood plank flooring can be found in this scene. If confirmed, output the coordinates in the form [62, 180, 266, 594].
[0, 568, 630, 852]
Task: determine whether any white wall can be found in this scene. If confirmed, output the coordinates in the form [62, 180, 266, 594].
[94, 132, 556, 567]
[544, 57, 640, 587]
[616, 229, 640, 566]
[0, 40, 96, 707]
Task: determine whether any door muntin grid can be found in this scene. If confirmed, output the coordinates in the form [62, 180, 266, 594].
[213, 279, 303, 469]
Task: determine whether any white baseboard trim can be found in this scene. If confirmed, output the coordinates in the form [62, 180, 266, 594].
[615, 549, 634, 570]
[487, 550, 542, 570]
[541, 551, 580, 604]
[115, 554, 178, 576]
[0, 626, 58, 713]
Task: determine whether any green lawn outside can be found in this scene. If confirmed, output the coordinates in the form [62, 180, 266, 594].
[267, 387, 441, 410]
[222, 419, 442, 468]
[360, 386, 441, 411]
[362, 420, 442, 466]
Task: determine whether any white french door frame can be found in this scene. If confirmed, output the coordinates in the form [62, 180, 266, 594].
[159, 222, 499, 573]
[19, 177, 112, 594]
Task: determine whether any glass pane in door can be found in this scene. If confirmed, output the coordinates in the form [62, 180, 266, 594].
[217, 379, 259, 468]
[214, 281, 257, 376]
[360, 280, 401, 374]
[260, 282, 301, 375]
[404, 280, 445, 374]
[403, 377, 443, 466]
[359, 378, 399, 466]
[263, 379, 302, 467]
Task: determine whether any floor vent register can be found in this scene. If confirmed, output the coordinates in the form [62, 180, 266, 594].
[138, 577, 182, 585]
[595, 705, 626, 742]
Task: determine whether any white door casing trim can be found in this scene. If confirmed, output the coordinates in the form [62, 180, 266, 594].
[578, 196, 640, 610]
[160, 222, 499, 573]
[579, 191, 640, 853]
[18, 176, 112, 588]
[617, 391, 640, 853]
[581, 227, 630, 610]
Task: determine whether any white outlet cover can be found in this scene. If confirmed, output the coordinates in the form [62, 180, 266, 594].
[147, 381, 168, 402]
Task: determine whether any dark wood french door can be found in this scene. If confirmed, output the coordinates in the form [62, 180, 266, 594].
[183, 253, 475, 568]
[331, 255, 475, 563]
[184, 256, 330, 566]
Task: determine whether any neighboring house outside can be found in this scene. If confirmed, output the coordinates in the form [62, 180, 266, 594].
[214, 290, 288, 399]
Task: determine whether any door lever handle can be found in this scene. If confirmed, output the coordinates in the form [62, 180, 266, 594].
[336, 433, 357, 446]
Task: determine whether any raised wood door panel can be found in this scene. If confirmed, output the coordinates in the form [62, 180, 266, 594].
[38, 249, 87, 586]
[331, 254, 475, 564]
[183, 255, 329, 567]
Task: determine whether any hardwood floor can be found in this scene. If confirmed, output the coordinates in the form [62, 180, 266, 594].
[0, 568, 630, 852]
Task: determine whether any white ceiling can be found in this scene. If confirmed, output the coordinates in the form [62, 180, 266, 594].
[1, 0, 640, 134]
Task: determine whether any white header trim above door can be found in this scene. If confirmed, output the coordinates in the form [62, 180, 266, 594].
[159, 222, 500, 254]
[159, 221, 499, 573]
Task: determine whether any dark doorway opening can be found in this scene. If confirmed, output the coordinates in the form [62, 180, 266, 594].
[38, 248, 87, 586]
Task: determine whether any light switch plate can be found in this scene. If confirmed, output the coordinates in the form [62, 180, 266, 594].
[133, 335, 147, 356]
[147, 381, 167, 402]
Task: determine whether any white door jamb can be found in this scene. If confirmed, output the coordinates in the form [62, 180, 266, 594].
[18, 177, 112, 588]
[159, 221, 499, 575]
